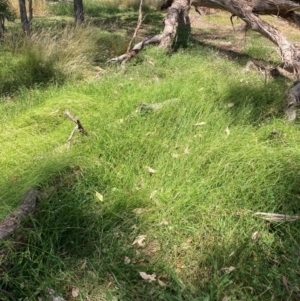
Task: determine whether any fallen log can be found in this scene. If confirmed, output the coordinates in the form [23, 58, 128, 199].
[0, 188, 37, 240]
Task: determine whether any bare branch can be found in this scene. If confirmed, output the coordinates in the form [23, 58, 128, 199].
[107, 35, 163, 64]
[64, 110, 87, 136]
[127, 0, 145, 53]
[64, 110, 87, 148]
[253, 212, 300, 222]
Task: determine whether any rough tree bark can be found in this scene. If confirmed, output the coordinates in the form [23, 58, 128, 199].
[18, 0, 31, 34]
[0, 15, 4, 39]
[111, 0, 300, 73]
[28, 0, 33, 25]
[109, 0, 190, 63]
[74, 0, 84, 24]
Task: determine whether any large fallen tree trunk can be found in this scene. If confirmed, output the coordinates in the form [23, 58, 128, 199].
[110, 0, 300, 72]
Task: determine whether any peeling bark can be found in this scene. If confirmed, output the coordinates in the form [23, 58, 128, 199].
[112, 0, 300, 71]
[109, 0, 189, 64]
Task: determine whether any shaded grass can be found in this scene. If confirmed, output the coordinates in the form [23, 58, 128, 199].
[1, 46, 300, 300]
[1, 8, 300, 301]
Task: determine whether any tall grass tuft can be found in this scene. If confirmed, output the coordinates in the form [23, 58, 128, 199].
[0, 25, 105, 95]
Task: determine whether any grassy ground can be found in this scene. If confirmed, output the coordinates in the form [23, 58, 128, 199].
[1, 2, 300, 300]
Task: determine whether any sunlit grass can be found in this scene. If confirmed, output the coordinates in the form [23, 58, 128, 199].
[1, 7, 300, 301]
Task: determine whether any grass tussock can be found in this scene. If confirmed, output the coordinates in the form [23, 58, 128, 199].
[1, 7, 300, 301]
[0, 24, 128, 95]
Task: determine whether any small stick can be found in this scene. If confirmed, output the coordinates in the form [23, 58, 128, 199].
[64, 110, 87, 148]
[64, 110, 87, 135]
[126, 0, 145, 53]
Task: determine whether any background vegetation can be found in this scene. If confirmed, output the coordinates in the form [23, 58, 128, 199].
[0, 1, 299, 300]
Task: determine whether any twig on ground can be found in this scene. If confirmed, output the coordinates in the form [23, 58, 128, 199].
[126, 0, 146, 53]
[253, 212, 300, 222]
[64, 110, 87, 148]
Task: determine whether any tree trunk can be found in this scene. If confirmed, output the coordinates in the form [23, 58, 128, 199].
[18, 0, 30, 34]
[186, 0, 300, 71]
[112, 0, 300, 72]
[0, 16, 4, 40]
[74, 0, 84, 24]
[109, 0, 190, 64]
[28, 0, 33, 25]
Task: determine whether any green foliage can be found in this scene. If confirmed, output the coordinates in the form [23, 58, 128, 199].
[1, 9, 300, 301]
[0, 0, 16, 22]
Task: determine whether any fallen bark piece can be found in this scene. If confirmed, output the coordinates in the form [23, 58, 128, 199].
[253, 212, 300, 222]
[285, 82, 300, 122]
[0, 188, 37, 240]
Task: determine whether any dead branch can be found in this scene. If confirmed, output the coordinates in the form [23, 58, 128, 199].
[253, 211, 300, 222]
[126, 0, 145, 53]
[65, 110, 88, 148]
[107, 35, 162, 65]
[0, 188, 37, 240]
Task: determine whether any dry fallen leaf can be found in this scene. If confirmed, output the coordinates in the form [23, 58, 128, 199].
[222, 266, 235, 273]
[158, 279, 167, 287]
[95, 191, 103, 202]
[194, 122, 206, 126]
[184, 147, 190, 154]
[227, 103, 234, 108]
[150, 190, 158, 200]
[159, 220, 169, 226]
[72, 287, 80, 298]
[124, 256, 131, 264]
[146, 166, 156, 174]
[133, 208, 147, 214]
[133, 235, 147, 247]
[139, 271, 156, 282]
[251, 231, 259, 240]
[282, 275, 289, 291]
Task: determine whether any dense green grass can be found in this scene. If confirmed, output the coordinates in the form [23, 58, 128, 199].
[1, 6, 300, 301]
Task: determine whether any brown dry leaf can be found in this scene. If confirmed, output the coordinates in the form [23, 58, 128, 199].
[194, 122, 206, 126]
[72, 287, 80, 298]
[251, 231, 259, 240]
[133, 235, 147, 247]
[146, 166, 156, 174]
[158, 279, 167, 287]
[139, 271, 156, 282]
[133, 208, 147, 214]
